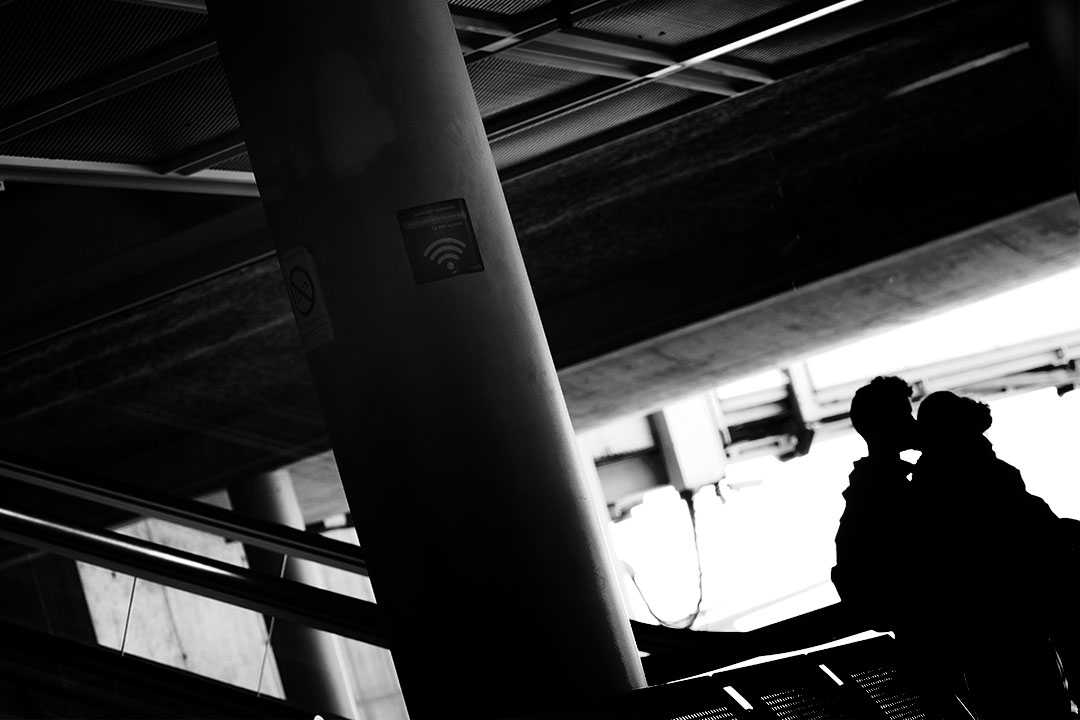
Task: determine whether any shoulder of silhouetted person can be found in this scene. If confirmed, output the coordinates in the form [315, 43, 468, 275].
[849, 454, 914, 478]
[984, 456, 1028, 493]
[844, 456, 913, 502]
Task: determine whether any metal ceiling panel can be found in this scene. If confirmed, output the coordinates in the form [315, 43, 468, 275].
[450, 0, 552, 15]
[469, 55, 600, 119]
[0, 56, 237, 165]
[490, 83, 699, 169]
[574, 0, 794, 47]
[727, 0, 954, 65]
[0, 0, 206, 113]
[210, 153, 253, 174]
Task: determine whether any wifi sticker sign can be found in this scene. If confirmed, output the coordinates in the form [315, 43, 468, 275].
[398, 198, 484, 285]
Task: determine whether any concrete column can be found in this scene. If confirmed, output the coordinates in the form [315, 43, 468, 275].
[206, 3, 646, 717]
[228, 471, 357, 719]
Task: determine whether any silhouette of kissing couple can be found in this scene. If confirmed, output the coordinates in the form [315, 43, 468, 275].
[833, 377, 1079, 719]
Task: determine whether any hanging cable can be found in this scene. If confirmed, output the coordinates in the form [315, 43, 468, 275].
[679, 488, 706, 628]
[629, 489, 706, 630]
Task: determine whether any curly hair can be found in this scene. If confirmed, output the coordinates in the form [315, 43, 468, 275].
[850, 376, 913, 440]
[917, 390, 992, 440]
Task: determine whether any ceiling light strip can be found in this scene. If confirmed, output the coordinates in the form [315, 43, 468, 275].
[489, 0, 867, 143]
[646, 0, 867, 81]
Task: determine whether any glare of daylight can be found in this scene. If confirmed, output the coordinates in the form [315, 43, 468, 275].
[610, 265, 1080, 630]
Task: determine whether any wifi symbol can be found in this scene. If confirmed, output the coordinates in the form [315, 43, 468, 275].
[423, 237, 467, 273]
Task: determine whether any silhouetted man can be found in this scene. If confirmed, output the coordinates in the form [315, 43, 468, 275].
[913, 391, 1072, 719]
[833, 376, 919, 632]
[833, 377, 971, 714]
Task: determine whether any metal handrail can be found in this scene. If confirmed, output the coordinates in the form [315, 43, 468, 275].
[634, 603, 873, 685]
[0, 458, 367, 575]
[0, 503, 387, 648]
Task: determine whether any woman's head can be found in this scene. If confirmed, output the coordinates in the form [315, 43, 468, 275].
[917, 391, 992, 448]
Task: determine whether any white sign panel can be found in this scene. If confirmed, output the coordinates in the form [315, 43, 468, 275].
[280, 245, 334, 352]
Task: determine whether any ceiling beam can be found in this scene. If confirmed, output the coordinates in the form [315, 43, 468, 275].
[496, 94, 721, 181]
[488, 0, 983, 174]
[0, 155, 258, 195]
[495, 34, 1031, 181]
[557, 196, 1080, 429]
[531, 32, 776, 84]
[0, 29, 217, 146]
[769, 0, 961, 77]
[485, 0, 868, 144]
[455, 12, 774, 89]
[157, 129, 247, 175]
[459, 0, 634, 63]
[111, 0, 206, 12]
[501, 43, 748, 97]
[0, 201, 270, 357]
[0, 29, 1028, 195]
[102, 0, 848, 93]
[889, 42, 1029, 97]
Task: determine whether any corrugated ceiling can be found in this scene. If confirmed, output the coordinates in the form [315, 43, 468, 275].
[0, 0, 957, 181]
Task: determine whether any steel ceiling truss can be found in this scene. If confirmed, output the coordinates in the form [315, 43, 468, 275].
[0, 154, 259, 195]
[0, 0, 959, 193]
[458, 0, 638, 62]
[0, 28, 218, 146]
[157, 128, 246, 175]
[715, 329, 1080, 467]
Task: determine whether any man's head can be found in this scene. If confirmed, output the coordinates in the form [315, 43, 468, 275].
[849, 376, 918, 453]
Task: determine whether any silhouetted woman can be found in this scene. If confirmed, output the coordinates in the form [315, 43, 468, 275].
[912, 391, 1071, 719]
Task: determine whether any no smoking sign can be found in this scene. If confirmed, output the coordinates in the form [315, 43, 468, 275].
[280, 245, 334, 352]
[289, 266, 316, 316]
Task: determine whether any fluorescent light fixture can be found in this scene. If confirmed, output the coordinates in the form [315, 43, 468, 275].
[646, 0, 867, 81]
[724, 686, 755, 711]
[819, 663, 845, 685]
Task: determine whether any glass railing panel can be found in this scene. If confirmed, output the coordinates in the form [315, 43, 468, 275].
[117, 574, 285, 697]
[318, 528, 409, 720]
[0, 542, 99, 646]
[74, 561, 138, 651]
[0, 540, 288, 715]
[1, 532, 404, 718]
[246, 614, 408, 720]
[0, 469, 403, 717]
[338, 633, 409, 720]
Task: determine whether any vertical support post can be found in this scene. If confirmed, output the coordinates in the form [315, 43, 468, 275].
[574, 437, 640, 626]
[205, 3, 646, 717]
[1022, 0, 1079, 195]
[227, 471, 357, 719]
[782, 362, 818, 459]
